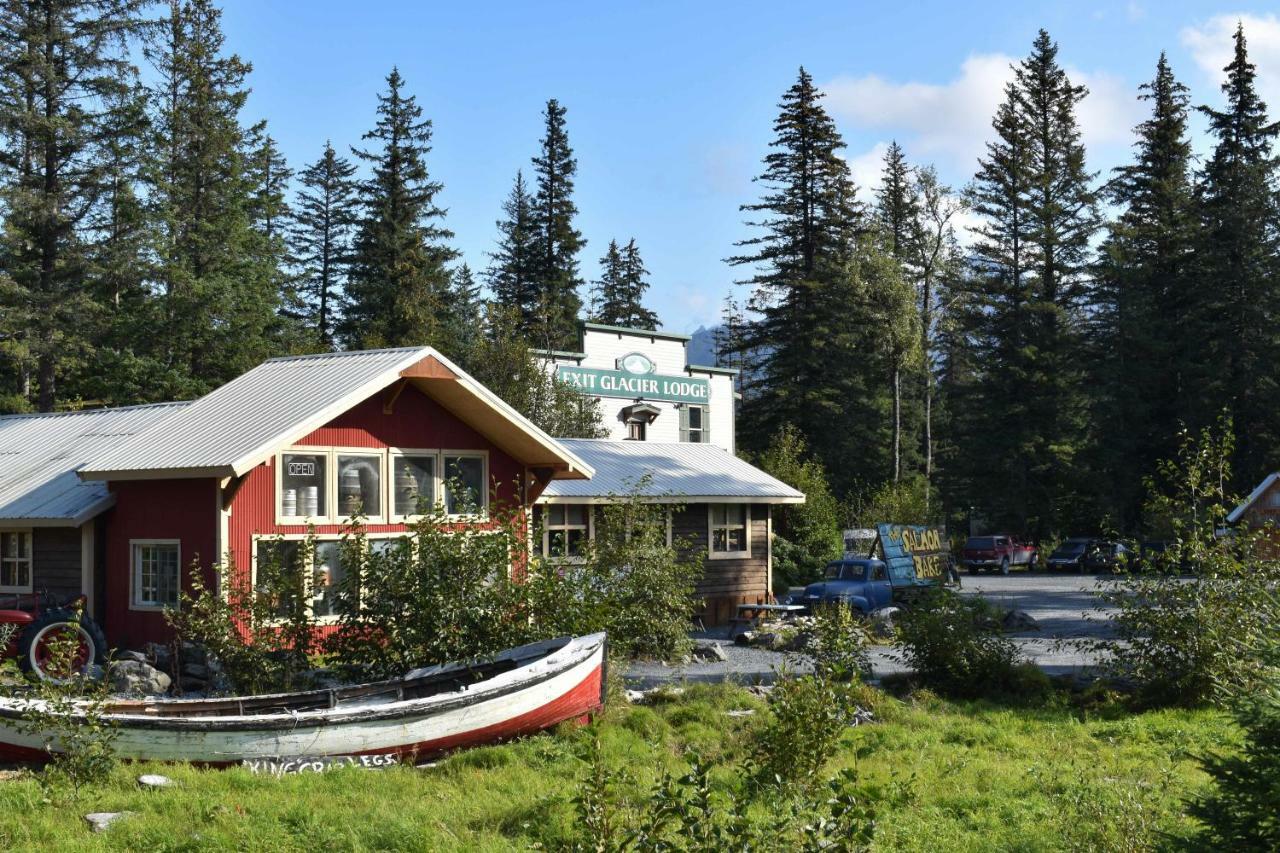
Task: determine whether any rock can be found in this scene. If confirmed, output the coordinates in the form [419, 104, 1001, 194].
[733, 630, 755, 646]
[138, 773, 173, 788]
[180, 641, 207, 666]
[85, 664, 106, 682]
[689, 643, 729, 663]
[724, 709, 755, 718]
[84, 812, 134, 833]
[869, 606, 902, 639]
[624, 689, 647, 704]
[114, 650, 147, 664]
[142, 642, 171, 669]
[182, 663, 209, 680]
[1002, 610, 1040, 631]
[108, 660, 171, 696]
[754, 632, 783, 651]
[179, 677, 207, 694]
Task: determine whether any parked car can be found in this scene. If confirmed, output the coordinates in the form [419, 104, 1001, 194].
[796, 559, 893, 613]
[961, 535, 1038, 574]
[1083, 540, 1134, 573]
[1046, 538, 1097, 572]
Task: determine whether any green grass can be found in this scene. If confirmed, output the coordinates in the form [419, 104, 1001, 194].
[0, 684, 1237, 851]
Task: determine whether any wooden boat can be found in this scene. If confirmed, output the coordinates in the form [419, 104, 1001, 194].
[0, 633, 607, 766]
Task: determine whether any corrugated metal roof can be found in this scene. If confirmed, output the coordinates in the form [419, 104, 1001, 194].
[1228, 472, 1279, 523]
[81, 347, 430, 477]
[0, 403, 187, 523]
[541, 440, 805, 503]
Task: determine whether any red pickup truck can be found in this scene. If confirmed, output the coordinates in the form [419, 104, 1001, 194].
[962, 535, 1038, 574]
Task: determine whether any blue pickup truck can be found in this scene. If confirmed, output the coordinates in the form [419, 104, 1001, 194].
[795, 559, 895, 614]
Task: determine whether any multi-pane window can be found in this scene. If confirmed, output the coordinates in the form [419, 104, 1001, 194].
[681, 406, 708, 443]
[254, 536, 408, 621]
[337, 452, 383, 518]
[709, 504, 749, 555]
[0, 531, 32, 592]
[393, 454, 436, 517]
[443, 455, 486, 515]
[132, 542, 180, 609]
[544, 505, 590, 558]
[627, 421, 646, 441]
[311, 540, 347, 618]
[281, 452, 327, 518]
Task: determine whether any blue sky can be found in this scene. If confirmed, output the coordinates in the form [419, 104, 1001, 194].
[219, 2, 1280, 332]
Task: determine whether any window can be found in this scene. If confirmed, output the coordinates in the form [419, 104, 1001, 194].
[252, 535, 408, 621]
[544, 504, 590, 558]
[281, 451, 327, 519]
[709, 504, 749, 557]
[871, 563, 888, 581]
[0, 531, 32, 593]
[255, 539, 304, 619]
[681, 406, 708, 443]
[443, 453, 487, 515]
[1269, 489, 1280, 509]
[627, 421, 646, 441]
[336, 451, 383, 519]
[131, 541, 180, 610]
[392, 452, 436, 518]
[311, 540, 347, 618]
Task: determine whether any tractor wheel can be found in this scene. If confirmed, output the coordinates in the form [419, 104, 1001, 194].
[17, 609, 107, 683]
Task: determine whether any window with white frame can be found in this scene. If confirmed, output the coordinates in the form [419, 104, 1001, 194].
[709, 504, 749, 556]
[131, 541, 180, 609]
[543, 504, 590, 558]
[280, 451, 328, 520]
[253, 535, 408, 621]
[391, 451, 436, 518]
[443, 453, 487, 516]
[336, 451, 384, 519]
[0, 531, 33, 593]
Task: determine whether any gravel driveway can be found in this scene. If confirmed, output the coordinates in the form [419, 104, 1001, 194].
[624, 572, 1123, 686]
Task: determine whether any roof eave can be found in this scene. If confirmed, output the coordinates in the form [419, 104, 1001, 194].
[79, 465, 236, 482]
[537, 494, 805, 504]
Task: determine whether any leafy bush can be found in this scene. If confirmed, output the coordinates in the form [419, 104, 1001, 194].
[892, 587, 1023, 699]
[1098, 418, 1280, 706]
[809, 602, 871, 683]
[168, 542, 317, 694]
[751, 672, 864, 789]
[1187, 628, 1280, 850]
[7, 617, 118, 795]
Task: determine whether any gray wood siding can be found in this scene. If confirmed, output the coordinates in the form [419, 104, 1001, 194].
[33, 526, 82, 600]
[673, 504, 769, 625]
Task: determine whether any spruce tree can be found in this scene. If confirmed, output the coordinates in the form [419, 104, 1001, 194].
[442, 263, 484, 357]
[342, 68, 458, 350]
[528, 99, 584, 349]
[144, 0, 287, 398]
[486, 169, 539, 322]
[0, 0, 148, 410]
[728, 68, 881, 494]
[291, 141, 358, 348]
[955, 30, 1098, 536]
[1093, 54, 1197, 527]
[593, 238, 658, 329]
[875, 141, 919, 260]
[1193, 24, 1280, 482]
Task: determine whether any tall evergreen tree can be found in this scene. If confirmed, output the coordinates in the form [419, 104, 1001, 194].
[442, 262, 484, 357]
[528, 99, 584, 349]
[593, 238, 658, 329]
[953, 30, 1098, 536]
[1092, 53, 1197, 528]
[0, 0, 148, 411]
[486, 169, 539, 321]
[875, 141, 918, 260]
[728, 68, 883, 495]
[290, 141, 358, 348]
[342, 67, 457, 350]
[1193, 24, 1280, 483]
[144, 0, 287, 398]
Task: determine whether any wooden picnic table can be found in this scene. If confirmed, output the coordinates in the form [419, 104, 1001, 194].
[732, 602, 806, 625]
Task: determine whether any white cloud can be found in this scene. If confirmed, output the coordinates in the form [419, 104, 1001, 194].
[847, 141, 889, 193]
[1182, 13, 1280, 113]
[822, 53, 1143, 181]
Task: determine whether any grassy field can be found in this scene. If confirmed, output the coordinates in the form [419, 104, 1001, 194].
[0, 683, 1236, 852]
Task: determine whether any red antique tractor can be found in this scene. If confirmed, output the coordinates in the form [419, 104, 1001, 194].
[0, 591, 108, 681]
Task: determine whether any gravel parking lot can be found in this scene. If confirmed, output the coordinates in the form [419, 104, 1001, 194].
[625, 571, 1123, 686]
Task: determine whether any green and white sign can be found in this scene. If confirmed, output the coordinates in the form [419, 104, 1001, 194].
[556, 353, 710, 404]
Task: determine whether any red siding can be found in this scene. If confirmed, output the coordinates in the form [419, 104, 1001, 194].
[104, 478, 218, 648]
[225, 385, 527, 613]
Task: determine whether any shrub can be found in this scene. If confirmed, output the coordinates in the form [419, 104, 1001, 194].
[167, 539, 317, 694]
[892, 587, 1023, 699]
[755, 426, 842, 586]
[1187, 628, 1280, 850]
[8, 616, 118, 795]
[1097, 418, 1280, 707]
[751, 672, 863, 789]
[809, 603, 871, 683]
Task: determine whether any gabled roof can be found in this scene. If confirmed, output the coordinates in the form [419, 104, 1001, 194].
[539, 440, 804, 504]
[79, 347, 593, 482]
[1228, 472, 1279, 523]
[0, 403, 187, 525]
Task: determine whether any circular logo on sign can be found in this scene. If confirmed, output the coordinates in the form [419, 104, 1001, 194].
[618, 352, 655, 375]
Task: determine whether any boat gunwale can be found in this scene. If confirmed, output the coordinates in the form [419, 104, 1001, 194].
[0, 634, 605, 733]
